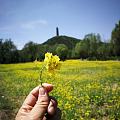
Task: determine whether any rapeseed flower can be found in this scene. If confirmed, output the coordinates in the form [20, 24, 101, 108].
[44, 52, 61, 73]
[39, 52, 61, 85]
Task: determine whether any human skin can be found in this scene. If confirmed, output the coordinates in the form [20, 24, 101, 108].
[15, 83, 57, 120]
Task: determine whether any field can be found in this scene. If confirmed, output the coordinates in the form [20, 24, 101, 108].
[0, 60, 120, 120]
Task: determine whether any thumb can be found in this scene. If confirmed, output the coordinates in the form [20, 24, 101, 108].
[31, 87, 49, 120]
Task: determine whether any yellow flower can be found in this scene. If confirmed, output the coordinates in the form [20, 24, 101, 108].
[44, 52, 61, 73]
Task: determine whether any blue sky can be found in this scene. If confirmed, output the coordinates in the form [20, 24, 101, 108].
[0, 0, 120, 49]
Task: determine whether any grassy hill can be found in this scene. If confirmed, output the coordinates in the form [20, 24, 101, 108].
[43, 35, 80, 49]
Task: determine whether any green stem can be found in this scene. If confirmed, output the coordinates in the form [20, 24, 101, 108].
[39, 64, 46, 86]
[39, 69, 43, 86]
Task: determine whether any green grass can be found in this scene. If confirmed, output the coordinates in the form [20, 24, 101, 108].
[0, 60, 120, 120]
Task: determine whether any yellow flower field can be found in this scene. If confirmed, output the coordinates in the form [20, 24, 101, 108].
[0, 60, 120, 119]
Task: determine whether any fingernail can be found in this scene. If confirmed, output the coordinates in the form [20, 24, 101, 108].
[39, 87, 46, 95]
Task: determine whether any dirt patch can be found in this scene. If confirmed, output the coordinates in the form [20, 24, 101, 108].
[0, 110, 9, 120]
[0, 110, 14, 120]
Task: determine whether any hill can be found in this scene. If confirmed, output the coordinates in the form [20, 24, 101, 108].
[43, 35, 80, 49]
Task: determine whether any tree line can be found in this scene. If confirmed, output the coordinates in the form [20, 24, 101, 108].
[0, 20, 120, 64]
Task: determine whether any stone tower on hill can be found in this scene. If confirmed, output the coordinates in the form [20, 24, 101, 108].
[56, 27, 59, 36]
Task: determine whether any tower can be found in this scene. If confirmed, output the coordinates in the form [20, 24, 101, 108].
[56, 27, 59, 36]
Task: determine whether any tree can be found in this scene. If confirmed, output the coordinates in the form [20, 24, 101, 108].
[84, 33, 101, 58]
[75, 41, 89, 59]
[0, 39, 3, 63]
[0, 39, 18, 63]
[111, 20, 120, 56]
[55, 44, 68, 60]
[37, 44, 50, 61]
[21, 41, 38, 62]
[74, 33, 102, 59]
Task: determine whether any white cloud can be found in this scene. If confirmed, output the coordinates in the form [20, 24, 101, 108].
[21, 20, 48, 29]
[0, 25, 15, 32]
[0, 19, 48, 32]
[0, 27, 9, 31]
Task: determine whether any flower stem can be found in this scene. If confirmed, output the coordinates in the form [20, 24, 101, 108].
[39, 69, 43, 86]
[39, 64, 46, 86]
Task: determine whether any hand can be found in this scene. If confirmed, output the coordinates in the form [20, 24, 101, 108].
[15, 83, 58, 120]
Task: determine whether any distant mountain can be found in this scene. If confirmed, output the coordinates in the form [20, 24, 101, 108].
[43, 35, 80, 49]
